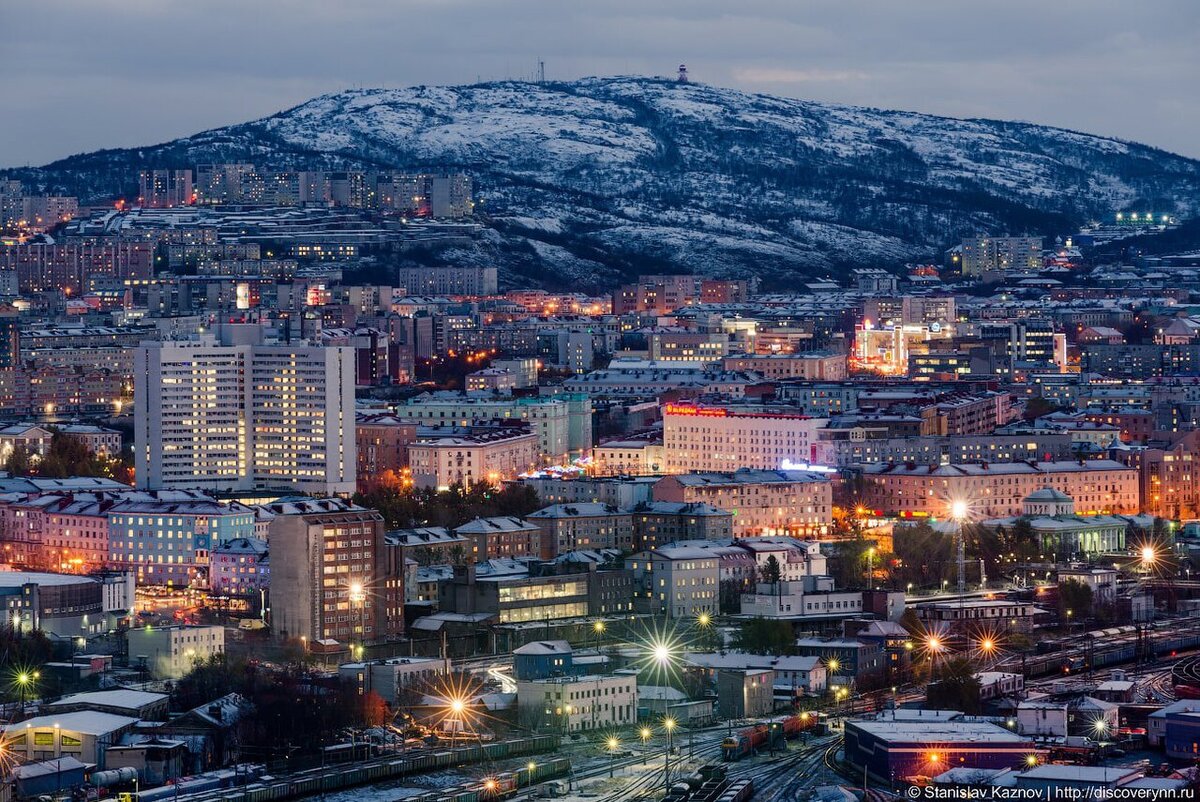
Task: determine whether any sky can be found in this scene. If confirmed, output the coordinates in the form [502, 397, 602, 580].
[1, 0, 1198, 167]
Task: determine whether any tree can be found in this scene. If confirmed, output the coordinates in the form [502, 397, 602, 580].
[719, 579, 743, 615]
[730, 618, 795, 656]
[360, 690, 390, 727]
[760, 555, 782, 587]
[926, 657, 983, 715]
[826, 538, 876, 589]
[3, 445, 34, 476]
[1059, 579, 1094, 620]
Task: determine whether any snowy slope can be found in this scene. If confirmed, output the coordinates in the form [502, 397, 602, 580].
[11, 76, 1200, 289]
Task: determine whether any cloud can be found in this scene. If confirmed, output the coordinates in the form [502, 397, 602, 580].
[0, 0, 1197, 164]
[732, 68, 868, 84]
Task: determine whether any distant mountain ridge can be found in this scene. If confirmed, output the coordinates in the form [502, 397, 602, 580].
[9, 76, 1200, 289]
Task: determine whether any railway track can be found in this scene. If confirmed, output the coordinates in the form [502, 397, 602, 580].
[1142, 668, 1177, 703]
[727, 738, 837, 802]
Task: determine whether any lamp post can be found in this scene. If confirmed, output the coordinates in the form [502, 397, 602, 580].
[592, 620, 605, 654]
[640, 726, 652, 766]
[606, 736, 619, 778]
[663, 717, 676, 790]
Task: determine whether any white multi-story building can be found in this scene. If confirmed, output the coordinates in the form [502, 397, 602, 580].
[408, 427, 541, 490]
[125, 624, 224, 679]
[662, 402, 829, 473]
[391, 392, 592, 461]
[516, 670, 638, 733]
[628, 546, 719, 619]
[134, 339, 356, 495]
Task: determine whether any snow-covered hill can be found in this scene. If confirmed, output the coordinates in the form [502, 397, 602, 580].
[11, 76, 1200, 289]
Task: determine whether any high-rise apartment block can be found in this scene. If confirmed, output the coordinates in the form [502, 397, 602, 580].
[138, 170, 194, 208]
[959, 235, 1042, 276]
[134, 338, 356, 495]
[395, 266, 498, 297]
[266, 498, 404, 645]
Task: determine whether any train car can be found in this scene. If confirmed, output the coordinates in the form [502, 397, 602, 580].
[716, 779, 754, 802]
[481, 775, 519, 800]
[721, 724, 769, 761]
[1175, 685, 1200, 699]
[779, 713, 818, 739]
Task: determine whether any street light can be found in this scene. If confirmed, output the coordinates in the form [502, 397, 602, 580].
[593, 620, 605, 653]
[927, 635, 942, 656]
[640, 726, 652, 766]
[663, 717, 677, 789]
[697, 612, 711, 628]
[606, 736, 619, 777]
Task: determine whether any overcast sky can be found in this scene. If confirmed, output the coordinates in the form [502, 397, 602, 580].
[2, 0, 1197, 167]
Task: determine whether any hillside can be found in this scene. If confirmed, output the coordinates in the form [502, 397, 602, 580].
[9, 76, 1200, 289]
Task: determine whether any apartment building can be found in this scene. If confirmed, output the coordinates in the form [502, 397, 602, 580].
[857, 459, 1139, 518]
[266, 498, 403, 645]
[653, 469, 833, 538]
[408, 425, 540, 490]
[134, 338, 356, 495]
[662, 402, 829, 473]
[628, 546, 718, 619]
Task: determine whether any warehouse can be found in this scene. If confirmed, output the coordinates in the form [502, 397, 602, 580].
[844, 712, 1036, 784]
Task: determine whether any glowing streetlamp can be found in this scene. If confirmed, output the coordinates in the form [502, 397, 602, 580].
[14, 670, 36, 711]
[663, 717, 677, 789]
[606, 736, 620, 777]
[1025, 754, 1039, 768]
[950, 500, 968, 522]
[592, 619, 606, 653]
[697, 612, 711, 628]
[640, 725, 652, 766]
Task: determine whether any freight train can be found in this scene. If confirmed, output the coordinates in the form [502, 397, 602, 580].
[721, 714, 817, 760]
[666, 775, 754, 802]
[122, 737, 565, 802]
[1016, 622, 1200, 678]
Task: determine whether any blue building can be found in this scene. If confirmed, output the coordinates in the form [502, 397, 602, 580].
[1163, 707, 1200, 759]
[107, 491, 255, 586]
[513, 640, 575, 681]
[844, 713, 1035, 783]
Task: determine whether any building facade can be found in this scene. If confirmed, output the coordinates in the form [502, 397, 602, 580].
[266, 499, 403, 645]
[134, 339, 356, 495]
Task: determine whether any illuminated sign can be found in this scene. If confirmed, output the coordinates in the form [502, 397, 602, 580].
[779, 459, 835, 473]
[663, 404, 727, 417]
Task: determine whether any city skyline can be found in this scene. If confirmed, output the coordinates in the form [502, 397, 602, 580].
[1, 0, 1198, 166]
